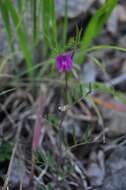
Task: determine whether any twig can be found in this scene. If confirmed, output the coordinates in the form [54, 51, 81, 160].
[36, 165, 48, 182]
[106, 73, 126, 87]
[3, 122, 22, 190]
[67, 110, 97, 122]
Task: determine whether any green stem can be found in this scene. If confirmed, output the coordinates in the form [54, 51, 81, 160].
[65, 72, 68, 105]
[32, 0, 37, 45]
[62, 0, 68, 48]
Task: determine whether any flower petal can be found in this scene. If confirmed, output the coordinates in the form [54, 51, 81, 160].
[56, 53, 73, 72]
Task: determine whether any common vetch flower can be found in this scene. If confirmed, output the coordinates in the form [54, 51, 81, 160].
[56, 53, 73, 72]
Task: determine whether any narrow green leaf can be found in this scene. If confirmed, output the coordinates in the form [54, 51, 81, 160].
[41, 0, 52, 52]
[32, 0, 37, 44]
[75, 0, 118, 64]
[62, 0, 68, 48]
[0, 1, 14, 52]
[81, 0, 117, 50]
[4, 0, 33, 77]
[49, 0, 58, 49]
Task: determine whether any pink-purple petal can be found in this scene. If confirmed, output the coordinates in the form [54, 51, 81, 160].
[56, 53, 73, 72]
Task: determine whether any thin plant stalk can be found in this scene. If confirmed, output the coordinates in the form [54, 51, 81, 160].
[32, 0, 37, 45]
[58, 73, 69, 148]
[62, 0, 68, 48]
[65, 73, 68, 105]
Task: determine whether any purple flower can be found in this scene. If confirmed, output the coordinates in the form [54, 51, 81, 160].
[56, 53, 73, 72]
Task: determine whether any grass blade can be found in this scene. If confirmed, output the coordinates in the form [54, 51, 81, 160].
[81, 0, 117, 50]
[0, 1, 14, 52]
[2, 0, 33, 77]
